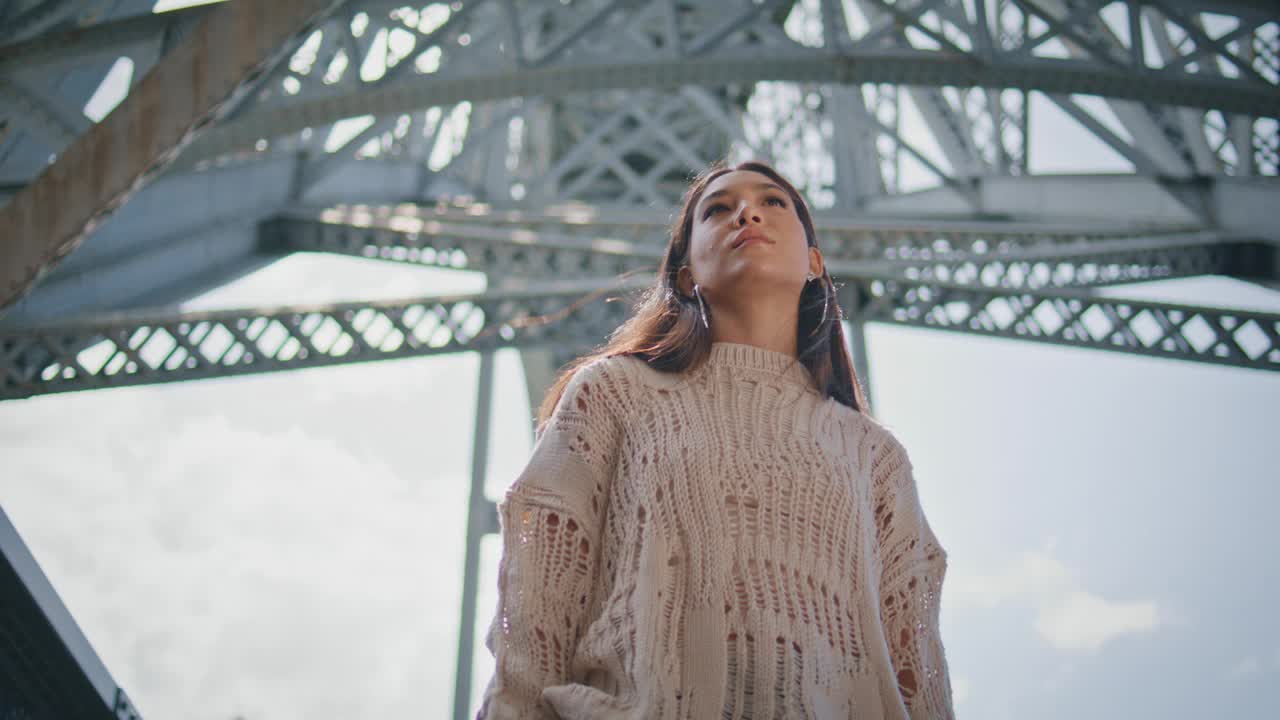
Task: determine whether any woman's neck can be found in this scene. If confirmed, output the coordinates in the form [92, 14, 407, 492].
[707, 294, 799, 358]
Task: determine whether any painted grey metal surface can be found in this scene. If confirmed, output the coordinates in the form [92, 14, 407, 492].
[453, 350, 497, 720]
[0, 505, 141, 719]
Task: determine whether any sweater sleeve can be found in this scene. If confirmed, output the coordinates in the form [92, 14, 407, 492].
[476, 359, 625, 720]
[871, 433, 955, 720]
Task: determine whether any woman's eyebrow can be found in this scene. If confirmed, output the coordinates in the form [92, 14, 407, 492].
[698, 182, 785, 212]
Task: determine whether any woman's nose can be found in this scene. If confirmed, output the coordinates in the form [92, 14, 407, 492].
[735, 207, 761, 225]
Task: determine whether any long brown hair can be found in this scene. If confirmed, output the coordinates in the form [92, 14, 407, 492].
[536, 159, 870, 431]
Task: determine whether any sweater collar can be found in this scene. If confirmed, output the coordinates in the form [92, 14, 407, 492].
[707, 342, 817, 390]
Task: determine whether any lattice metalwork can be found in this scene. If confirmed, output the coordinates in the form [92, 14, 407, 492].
[885, 234, 1276, 289]
[0, 282, 640, 400]
[171, 0, 1280, 171]
[1255, 116, 1280, 175]
[530, 90, 734, 206]
[6, 1, 1279, 196]
[861, 277, 1280, 370]
[5, 271, 1276, 400]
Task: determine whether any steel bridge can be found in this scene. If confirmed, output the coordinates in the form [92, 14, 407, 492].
[0, 0, 1276, 718]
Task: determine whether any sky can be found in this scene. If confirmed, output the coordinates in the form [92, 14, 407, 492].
[3, 1, 1279, 719]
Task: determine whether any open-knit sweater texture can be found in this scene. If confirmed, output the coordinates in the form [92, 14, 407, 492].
[477, 341, 954, 719]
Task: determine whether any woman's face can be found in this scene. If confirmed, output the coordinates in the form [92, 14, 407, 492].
[679, 169, 818, 301]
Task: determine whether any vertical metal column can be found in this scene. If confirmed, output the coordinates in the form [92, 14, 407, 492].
[453, 350, 496, 720]
[840, 282, 875, 414]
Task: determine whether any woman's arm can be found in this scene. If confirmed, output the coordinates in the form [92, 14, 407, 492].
[476, 359, 626, 720]
[871, 434, 955, 720]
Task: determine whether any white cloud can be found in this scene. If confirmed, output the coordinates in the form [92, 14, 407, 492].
[1223, 651, 1280, 683]
[948, 541, 1072, 607]
[949, 540, 1172, 654]
[1034, 591, 1163, 653]
[952, 674, 971, 705]
[1228, 657, 1262, 678]
[0, 358, 485, 719]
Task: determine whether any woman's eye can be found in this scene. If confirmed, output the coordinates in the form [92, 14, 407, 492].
[704, 204, 726, 218]
[767, 196, 786, 207]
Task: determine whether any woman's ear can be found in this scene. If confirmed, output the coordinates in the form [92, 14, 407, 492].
[808, 246, 825, 278]
[675, 265, 694, 298]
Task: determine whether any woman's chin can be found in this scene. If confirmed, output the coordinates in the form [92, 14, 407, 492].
[723, 262, 805, 290]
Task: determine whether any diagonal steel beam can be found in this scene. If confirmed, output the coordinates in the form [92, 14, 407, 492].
[0, 0, 345, 315]
[1148, 0, 1272, 86]
[1045, 93, 1163, 175]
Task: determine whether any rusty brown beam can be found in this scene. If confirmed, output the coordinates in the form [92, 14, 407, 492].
[0, 0, 344, 315]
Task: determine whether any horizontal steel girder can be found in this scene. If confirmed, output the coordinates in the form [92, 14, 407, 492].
[259, 214, 664, 279]
[183, 48, 1280, 165]
[0, 280, 643, 400]
[278, 202, 1202, 248]
[890, 234, 1279, 289]
[266, 210, 1269, 290]
[2, 275, 1275, 401]
[0, 0, 345, 316]
[859, 278, 1279, 370]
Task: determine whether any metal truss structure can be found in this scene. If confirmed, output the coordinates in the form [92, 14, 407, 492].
[2, 213, 1277, 402]
[0, 0, 1277, 718]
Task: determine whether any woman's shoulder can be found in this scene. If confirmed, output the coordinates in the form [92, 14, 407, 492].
[830, 403, 910, 458]
[551, 354, 684, 430]
[571, 352, 693, 394]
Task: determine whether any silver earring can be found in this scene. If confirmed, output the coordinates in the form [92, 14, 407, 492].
[817, 277, 829, 326]
[693, 283, 710, 330]
[806, 275, 829, 333]
[805, 271, 817, 282]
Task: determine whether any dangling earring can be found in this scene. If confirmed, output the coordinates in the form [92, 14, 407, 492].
[817, 277, 829, 326]
[693, 283, 710, 330]
[806, 272, 829, 329]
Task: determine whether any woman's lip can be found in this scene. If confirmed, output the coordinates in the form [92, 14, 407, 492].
[733, 233, 770, 249]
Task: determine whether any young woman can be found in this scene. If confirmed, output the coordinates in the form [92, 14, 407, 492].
[477, 161, 954, 719]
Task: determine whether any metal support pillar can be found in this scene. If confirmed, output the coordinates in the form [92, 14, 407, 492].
[841, 282, 875, 415]
[453, 350, 497, 720]
[518, 348, 559, 436]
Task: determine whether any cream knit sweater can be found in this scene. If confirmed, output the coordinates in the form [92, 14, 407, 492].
[478, 342, 954, 719]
